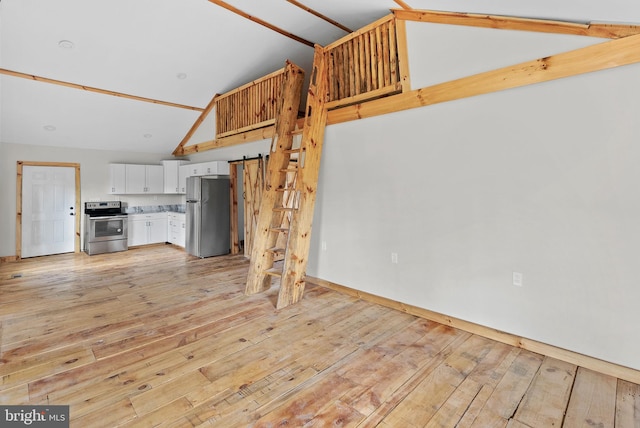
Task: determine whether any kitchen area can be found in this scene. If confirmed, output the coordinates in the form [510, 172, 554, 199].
[84, 159, 235, 258]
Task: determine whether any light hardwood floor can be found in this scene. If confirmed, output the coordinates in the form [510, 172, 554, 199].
[1, 245, 639, 427]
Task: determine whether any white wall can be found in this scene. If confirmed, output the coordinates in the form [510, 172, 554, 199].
[307, 24, 640, 370]
[0, 143, 185, 257]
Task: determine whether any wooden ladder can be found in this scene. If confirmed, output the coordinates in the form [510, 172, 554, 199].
[245, 46, 329, 309]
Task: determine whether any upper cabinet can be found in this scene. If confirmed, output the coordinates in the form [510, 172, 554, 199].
[178, 165, 189, 194]
[187, 164, 203, 177]
[187, 161, 230, 177]
[146, 165, 164, 193]
[162, 160, 188, 194]
[124, 164, 164, 194]
[109, 164, 126, 194]
[109, 160, 228, 194]
[202, 161, 230, 176]
[110, 163, 163, 194]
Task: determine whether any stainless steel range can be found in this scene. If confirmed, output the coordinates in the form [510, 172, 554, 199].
[84, 201, 128, 255]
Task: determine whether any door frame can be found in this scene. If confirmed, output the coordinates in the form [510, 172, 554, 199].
[16, 161, 81, 259]
[229, 161, 241, 255]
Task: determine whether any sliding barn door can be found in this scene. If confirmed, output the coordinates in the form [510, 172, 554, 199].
[243, 158, 264, 258]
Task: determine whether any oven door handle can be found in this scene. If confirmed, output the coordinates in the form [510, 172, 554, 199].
[88, 216, 127, 220]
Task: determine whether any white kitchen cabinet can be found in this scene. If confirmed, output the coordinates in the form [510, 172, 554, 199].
[167, 212, 186, 248]
[148, 216, 168, 243]
[201, 161, 230, 175]
[128, 217, 148, 247]
[128, 213, 168, 246]
[109, 164, 126, 194]
[187, 161, 230, 177]
[125, 164, 164, 194]
[178, 165, 189, 194]
[162, 160, 188, 194]
[187, 164, 202, 176]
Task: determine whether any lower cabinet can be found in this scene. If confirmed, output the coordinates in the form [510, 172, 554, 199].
[168, 213, 186, 248]
[128, 213, 168, 246]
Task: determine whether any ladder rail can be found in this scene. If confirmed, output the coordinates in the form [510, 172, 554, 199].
[277, 46, 329, 309]
[244, 62, 305, 295]
[244, 46, 329, 310]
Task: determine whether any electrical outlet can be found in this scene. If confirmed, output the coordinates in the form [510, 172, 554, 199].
[513, 272, 523, 287]
[321, 241, 327, 251]
[391, 252, 398, 264]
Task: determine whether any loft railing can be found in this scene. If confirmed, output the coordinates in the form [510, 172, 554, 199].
[215, 68, 285, 139]
[324, 15, 403, 109]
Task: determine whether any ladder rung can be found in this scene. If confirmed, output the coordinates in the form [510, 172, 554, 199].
[267, 247, 286, 254]
[275, 187, 295, 192]
[269, 227, 289, 233]
[264, 267, 282, 277]
[289, 129, 304, 136]
[284, 147, 305, 154]
[280, 168, 298, 173]
[273, 206, 296, 212]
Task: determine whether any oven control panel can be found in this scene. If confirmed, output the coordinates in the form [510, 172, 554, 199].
[85, 201, 121, 210]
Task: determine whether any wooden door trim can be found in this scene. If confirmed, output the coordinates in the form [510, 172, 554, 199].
[16, 161, 81, 259]
[229, 162, 241, 254]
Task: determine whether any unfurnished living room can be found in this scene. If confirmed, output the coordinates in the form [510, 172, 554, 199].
[1, 1, 640, 426]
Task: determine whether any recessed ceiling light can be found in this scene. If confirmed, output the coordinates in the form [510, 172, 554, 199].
[43, 125, 57, 131]
[143, 133, 153, 138]
[176, 73, 187, 80]
[58, 40, 74, 49]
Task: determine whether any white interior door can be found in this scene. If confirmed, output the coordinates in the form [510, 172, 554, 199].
[22, 166, 76, 258]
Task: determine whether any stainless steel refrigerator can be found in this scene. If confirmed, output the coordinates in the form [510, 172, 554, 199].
[185, 176, 230, 258]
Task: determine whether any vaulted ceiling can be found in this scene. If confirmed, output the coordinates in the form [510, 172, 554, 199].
[1, 0, 638, 154]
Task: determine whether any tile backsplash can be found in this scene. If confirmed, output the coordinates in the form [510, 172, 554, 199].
[124, 204, 185, 214]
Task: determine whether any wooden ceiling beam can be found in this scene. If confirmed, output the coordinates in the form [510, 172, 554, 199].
[173, 94, 219, 156]
[207, 0, 315, 47]
[393, 0, 413, 10]
[393, 9, 640, 39]
[0, 68, 204, 111]
[176, 125, 276, 156]
[285, 0, 352, 33]
[176, 117, 306, 155]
